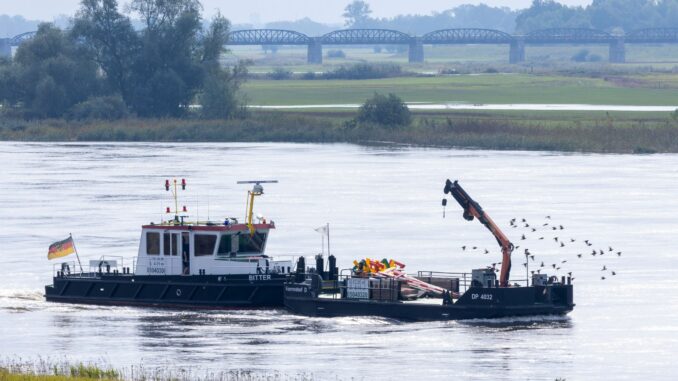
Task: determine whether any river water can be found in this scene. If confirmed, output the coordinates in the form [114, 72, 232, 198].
[1, 142, 677, 380]
[251, 103, 678, 112]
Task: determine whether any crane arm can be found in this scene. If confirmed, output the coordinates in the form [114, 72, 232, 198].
[444, 179, 514, 287]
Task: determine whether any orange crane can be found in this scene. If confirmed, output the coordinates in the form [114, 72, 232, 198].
[443, 180, 514, 287]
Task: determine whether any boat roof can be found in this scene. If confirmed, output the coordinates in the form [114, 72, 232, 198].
[142, 222, 275, 232]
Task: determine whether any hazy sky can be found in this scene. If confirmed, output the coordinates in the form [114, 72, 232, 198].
[1, 0, 592, 24]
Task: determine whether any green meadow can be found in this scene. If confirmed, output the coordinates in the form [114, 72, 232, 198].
[242, 74, 678, 106]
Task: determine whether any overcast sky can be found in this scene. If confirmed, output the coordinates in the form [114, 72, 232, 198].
[1, 0, 592, 24]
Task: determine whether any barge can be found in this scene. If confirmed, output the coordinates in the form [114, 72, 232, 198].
[45, 179, 294, 308]
[283, 180, 575, 321]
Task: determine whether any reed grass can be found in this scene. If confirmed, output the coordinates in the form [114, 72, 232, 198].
[1, 110, 677, 153]
[0, 358, 314, 381]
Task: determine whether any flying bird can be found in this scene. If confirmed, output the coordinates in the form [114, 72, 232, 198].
[577, 254, 582, 258]
[531, 228, 537, 232]
[570, 238, 576, 242]
[609, 247, 613, 252]
[601, 276, 606, 280]
[546, 216, 551, 219]
[484, 249, 489, 254]
[560, 242, 565, 247]
[462, 246, 466, 250]
[617, 251, 622, 257]
[611, 271, 616, 276]
[539, 237, 544, 240]
[559, 225, 564, 230]
[561, 260, 567, 263]
[554, 237, 559, 242]
[521, 234, 526, 240]
[601, 265, 607, 271]
[540, 262, 545, 267]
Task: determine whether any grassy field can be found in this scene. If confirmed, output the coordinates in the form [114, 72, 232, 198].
[242, 74, 678, 106]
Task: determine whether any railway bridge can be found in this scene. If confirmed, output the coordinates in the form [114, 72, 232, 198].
[3, 27, 678, 64]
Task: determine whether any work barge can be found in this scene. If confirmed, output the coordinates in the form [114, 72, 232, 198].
[45, 179, 574, 321]
[283, 179, 574, 321]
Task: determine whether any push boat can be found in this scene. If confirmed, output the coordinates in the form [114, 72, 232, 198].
[45, 179, 295, 309]
[283, 180, 574, 321]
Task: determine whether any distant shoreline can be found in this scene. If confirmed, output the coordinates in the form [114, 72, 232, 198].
[2, 110, 677, 154]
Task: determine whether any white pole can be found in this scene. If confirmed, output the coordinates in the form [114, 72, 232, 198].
[70, 233, 84, 273]
[327, 223, 331, 256]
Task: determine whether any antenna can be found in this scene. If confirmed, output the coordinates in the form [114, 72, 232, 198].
[237, 180, 278, 234]
[164, 178, 188, 224]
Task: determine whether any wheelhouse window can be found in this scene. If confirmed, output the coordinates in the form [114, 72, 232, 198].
[164, 232, 178, 256]
[146, 232, 160, 255]
[194, 234, 217, 256]
[217, 234, 233, 256]
[239, 232, 267, 254]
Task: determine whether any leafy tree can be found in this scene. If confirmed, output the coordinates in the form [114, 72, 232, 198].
[200, 61, 248, 119]
[343, 1, 372, 27]
[8, 23, 101, 117]
[515, 0, 590, 32]
[72, 0, 139, 103]
[357, 93, 411, 127]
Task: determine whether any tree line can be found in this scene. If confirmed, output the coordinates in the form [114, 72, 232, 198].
[0, 0, 247, 119]
[342, 0, 678, 34]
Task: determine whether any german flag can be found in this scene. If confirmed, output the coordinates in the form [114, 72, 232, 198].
[48, 236, 75, 260]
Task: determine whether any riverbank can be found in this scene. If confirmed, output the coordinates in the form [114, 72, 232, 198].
[1, 110, 677, 153]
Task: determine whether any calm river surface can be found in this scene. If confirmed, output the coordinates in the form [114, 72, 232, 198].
[1, 142, 677, 380]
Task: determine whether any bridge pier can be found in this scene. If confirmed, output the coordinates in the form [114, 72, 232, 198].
[509, 37, 525, 64]
[307, 38, 323, 64]
[0, 39, 11, 59]
[408, 38, 424, 63]
[609, 38, 625, 63]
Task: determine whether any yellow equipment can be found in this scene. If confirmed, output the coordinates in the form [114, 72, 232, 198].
[237, 180, 278, 235]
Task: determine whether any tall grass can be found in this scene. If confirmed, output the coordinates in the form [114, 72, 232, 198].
[0, 357, 315, 381]
[1, 111, 677, 153]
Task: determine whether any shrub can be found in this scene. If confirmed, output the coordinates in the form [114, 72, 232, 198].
[323, 63, 402, 80]
[572, 49, 589, 62]
[268, 67, 292, 80]
[68, 96, 128, 120]
[588, 54, 603, 62]
[301, 71, 317, 80]
[326, 49, 346, 58]
[356, 93, 411, 127]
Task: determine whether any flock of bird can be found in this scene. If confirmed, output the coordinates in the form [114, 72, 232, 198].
[462, 215, 623, 281]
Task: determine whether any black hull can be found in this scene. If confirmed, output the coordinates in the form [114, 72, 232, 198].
[45, 274, 287, 309]
[284, 285, 574, 321]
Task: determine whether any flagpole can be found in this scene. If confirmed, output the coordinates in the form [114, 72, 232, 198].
[70, 233, 84, 273]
